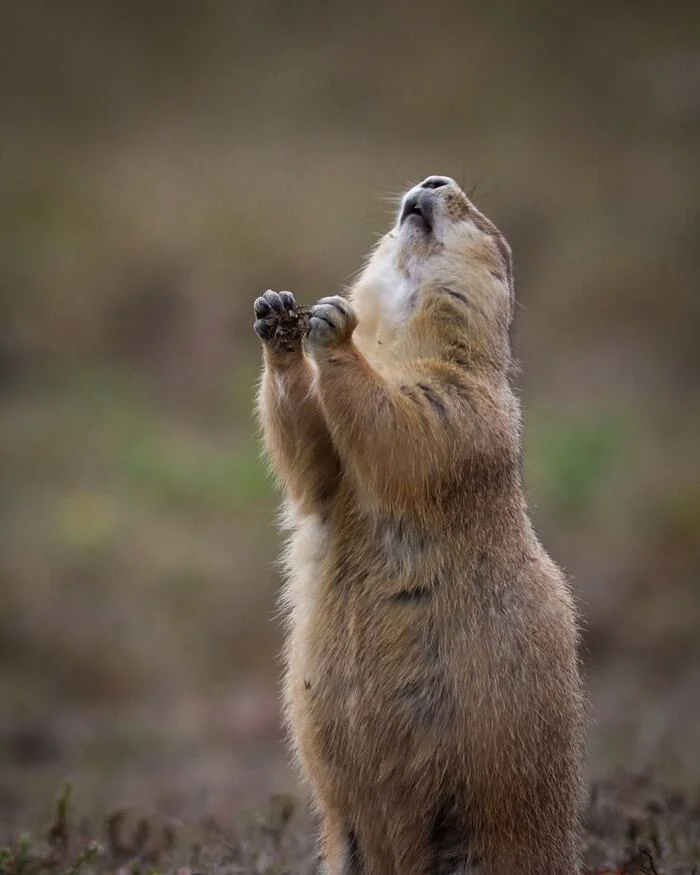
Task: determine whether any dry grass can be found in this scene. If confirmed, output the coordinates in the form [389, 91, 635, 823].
[2, 775, 700, 875]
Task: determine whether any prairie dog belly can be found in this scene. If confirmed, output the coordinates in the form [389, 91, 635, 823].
[284, 515, 455, 784]
[281, 509, 329, 646]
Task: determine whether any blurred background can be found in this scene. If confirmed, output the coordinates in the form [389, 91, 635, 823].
[1, 0, 699, 830]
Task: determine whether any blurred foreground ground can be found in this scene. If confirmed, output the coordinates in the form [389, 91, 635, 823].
[1, 774, 700, 874]
[0, 0, 699, 859]
[0, 773, 700, 875]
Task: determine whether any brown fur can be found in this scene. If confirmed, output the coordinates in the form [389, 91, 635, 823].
[254, 176, 586, 875]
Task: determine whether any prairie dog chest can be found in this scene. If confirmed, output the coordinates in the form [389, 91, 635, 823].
[353, 252, 419, 338]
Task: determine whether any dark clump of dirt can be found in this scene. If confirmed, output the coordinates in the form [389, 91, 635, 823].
[256, 303, 311, 355]
[1, 773, 699, 875]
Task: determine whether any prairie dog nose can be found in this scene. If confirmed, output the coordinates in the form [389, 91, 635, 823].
[419, 175, 454, 190]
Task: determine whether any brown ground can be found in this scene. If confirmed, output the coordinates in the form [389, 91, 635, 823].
[2, 773, 700, 874]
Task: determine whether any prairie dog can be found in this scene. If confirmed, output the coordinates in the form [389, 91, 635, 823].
[253, 175, 585, 875]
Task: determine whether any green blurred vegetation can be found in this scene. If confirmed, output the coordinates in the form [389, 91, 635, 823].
[0, 0, 698, 828]
[526, 409, 630, 522]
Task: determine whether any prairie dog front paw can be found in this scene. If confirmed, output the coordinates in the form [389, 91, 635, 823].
[253, 290, 305, 355]
[307, 296, 357, 348]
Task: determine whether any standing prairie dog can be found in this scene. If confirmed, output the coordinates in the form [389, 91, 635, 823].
[254, 175, 586, 875]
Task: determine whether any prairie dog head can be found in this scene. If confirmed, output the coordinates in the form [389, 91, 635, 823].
[351, 176, 514, 370]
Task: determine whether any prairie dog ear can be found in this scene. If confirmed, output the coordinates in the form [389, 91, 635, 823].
[460, 201, 514, 303]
